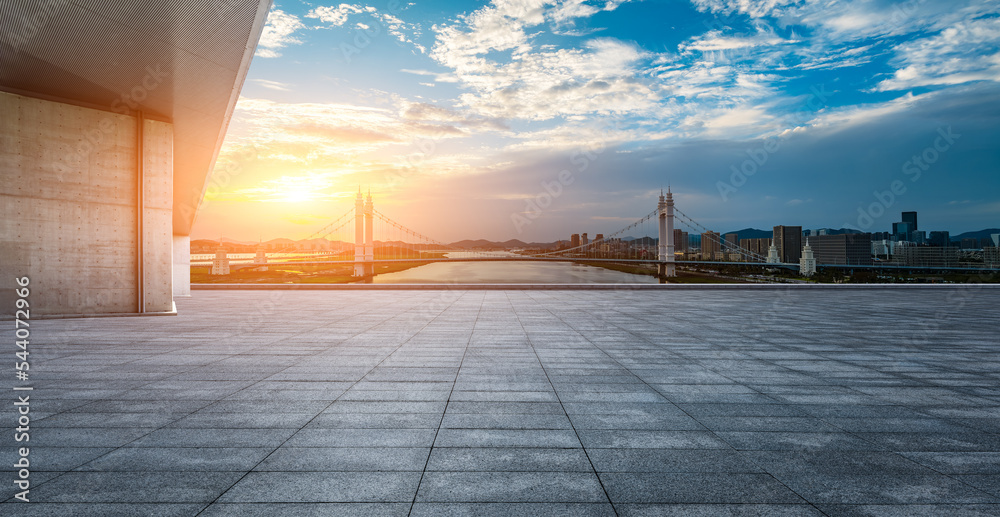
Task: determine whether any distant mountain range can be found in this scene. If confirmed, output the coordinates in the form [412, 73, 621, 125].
[952, 228, 1000, 242]
[447, 238, 560, 249]
[721, 228, 772, 240]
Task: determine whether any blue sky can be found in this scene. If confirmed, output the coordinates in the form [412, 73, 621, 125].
[195, 0, 1000, 242]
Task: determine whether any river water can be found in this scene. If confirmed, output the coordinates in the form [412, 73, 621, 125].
[195, 251, 661, 284]
[372, 260, 659, 284]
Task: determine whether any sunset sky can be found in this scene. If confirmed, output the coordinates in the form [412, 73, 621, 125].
[192, 0, 1000, 243]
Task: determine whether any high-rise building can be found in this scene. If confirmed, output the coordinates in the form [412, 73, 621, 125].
[595, 233, 604, 242]
[701, 231, 720, 260]
[253, 242, 268, 272]
[985, 246, 1000, 268]
[773, 225, 803, 263]
[807, 234, 873, 265]
[928, 231, 950, 247]
[723, 233, 739, 250]
[893, 212, 918, 242]
[872, 239, 894, 257]
[211, 245, 230, 275]
[892, 221, 913, 241]
[892, 243, 959, 267]
[582, 233, 589, 246]
[740, 238, 771, 258]
[673, 229, 688, 252]
[570, 234, 580, 247]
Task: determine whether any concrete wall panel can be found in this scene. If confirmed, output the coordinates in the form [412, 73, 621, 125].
[0, 91, 174, 315]
[142, 119, 174, 312]
[172, 235, 191, 297]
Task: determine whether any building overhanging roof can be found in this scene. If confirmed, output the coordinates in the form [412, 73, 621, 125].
[0, 0, 273, 235]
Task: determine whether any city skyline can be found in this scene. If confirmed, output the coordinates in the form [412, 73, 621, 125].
[196, 192, 1000, 245]
[193, 0, 1000, 243]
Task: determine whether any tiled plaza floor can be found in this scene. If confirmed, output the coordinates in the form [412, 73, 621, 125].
[3, 288, 999, 516]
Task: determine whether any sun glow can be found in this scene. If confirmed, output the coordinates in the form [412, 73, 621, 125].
[280, 189, 314, 203]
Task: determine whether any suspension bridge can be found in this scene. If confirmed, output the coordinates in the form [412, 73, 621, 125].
[192, 189, 1000, 277]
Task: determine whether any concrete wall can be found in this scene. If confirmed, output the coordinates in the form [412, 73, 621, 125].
[142, 119, 174, 312]
[0, 91, 174, 315]
[173, 235, 191, 297]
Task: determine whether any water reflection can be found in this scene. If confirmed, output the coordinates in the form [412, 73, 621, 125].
[372, 260, 658, 284]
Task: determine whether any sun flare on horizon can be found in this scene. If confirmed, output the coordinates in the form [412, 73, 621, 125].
[193, 0, 1000, 244]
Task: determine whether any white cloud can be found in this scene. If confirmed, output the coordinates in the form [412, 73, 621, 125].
[877, 17, 1000, 91]
[430, 0, 652, 122]
[309, 4, 426, 53]
[682, 30, 792, 52]
[307, 4, 363, 26]
[400, 68, 460, 83]
[252, 79, 291, 91]
[256, 9, 305, 58]
[689, 0, 800, 19]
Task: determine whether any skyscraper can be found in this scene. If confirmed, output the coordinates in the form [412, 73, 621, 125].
[892, 221, 913, 241]
[807, 234, 873, 265]
[701, 231, 720, 260]
[571, 234, 580, 247]
[901, 211, 918, 232]
[773, 225, 803, 263]
[928, 231, 950, 247]
[673, 229, 688, 252]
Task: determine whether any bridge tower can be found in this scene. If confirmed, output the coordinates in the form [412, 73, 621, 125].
[657, 189, 676, 277]
[364, 190, 374, 270]
[354, 188, 366, 277]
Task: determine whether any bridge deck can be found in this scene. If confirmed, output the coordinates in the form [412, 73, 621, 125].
[7, 288, 999, 513]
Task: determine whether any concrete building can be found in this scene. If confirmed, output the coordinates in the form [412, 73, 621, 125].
[253, 242, 268, 272]
[767, 241, 780, 264]
[773, 225, 803, 263]
[872, 239, 895, 258]
[799, 239, 817, 277]
[986, 246, 1000, 268]
[701, 231, 720, 260]
[892, 243, 960, 267]
[807, 234, 874, 266]
[0, 1, 271, 315]
[210, 246, 230, 276]
[928, 231, 950, 247]
[892, 221, 913, 241]
[570, 234, 580, 247]
[582, 233, 589, 246]
[673, 229, 688, 252]
[723, 233, 739, 251]
[740, 237, 771, 258]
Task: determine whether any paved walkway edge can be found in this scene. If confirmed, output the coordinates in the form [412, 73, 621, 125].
[193, 283, 1000, 290]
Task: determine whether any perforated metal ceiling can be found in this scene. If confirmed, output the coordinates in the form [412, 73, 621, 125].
[0, 0, 272, 235]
